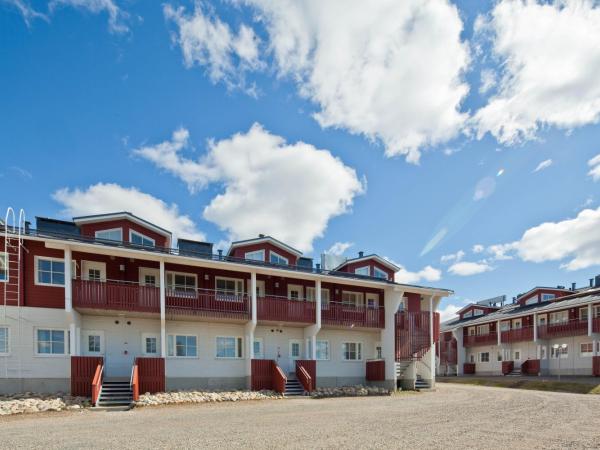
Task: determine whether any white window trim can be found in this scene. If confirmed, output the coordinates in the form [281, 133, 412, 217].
[81, 260, 107, 282]
[289, 339, 302, 359]
[0, 326, 10, 355]
[513, 349, 522, 361]
[34, 256, 66, 287]
[167, 271, 198, 290]
[287, 284, 304, 300]
[139, 267, 160, 287]
[541, 293, 556, 301]
[142, 333, 160, 356]
[83, 330, 105, 355]
[366, 293, 379, 309]
[253, 337, 264, 359]
[269, 250, 289, 265]
[579, 308, 589, 321]
[354, 265, 370, 276]
[0, 252, 7, 283]
[129, 229, 155, 247]
[342, 290, 364, 308]
[374, 341, 382, 360]
[478, 352, 490, 363]
[341, 341, 363, 361]
[94, 227, 123, 241]
[34, 327, 68, 357]
[580, 342, 594, 357]
[215, 336, 244, 359]
[167, 334, 198, 358]
[316, 340, 330, 361]
[244, 249, 265, 261]
[215, 276, 244, 294]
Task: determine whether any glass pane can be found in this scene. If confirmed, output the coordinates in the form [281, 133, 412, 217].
[38, 329, 50, 341]
[52, 341, 65, 354]
[52, 261, 65, 272]
[38, 341, 51, 354]
[52, 273, 65, 285]
[39, 259, 52, 271]
[187, 336, 197, 357]
[52, 330, 64, 343]
[167, 335, 174, 356]
[131, 233, 143, 244]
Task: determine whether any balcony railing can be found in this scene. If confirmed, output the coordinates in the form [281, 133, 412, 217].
[463, 332, 498, 347]
[73, 279, 160, 313]
[257, 295, 316, 324]
[593, 317, 600, 334]
[321, 302, 385, 329]
[501, 326, 534, 343]
[166, 289, 250, 320]
[537, 319, 588, 339]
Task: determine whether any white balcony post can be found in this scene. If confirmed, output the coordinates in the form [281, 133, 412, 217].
[160, 260, 166, 358]
[315, 279, 322, 330]
[533, 313, 538, 342]
[245, 272, 258, 389]
[251, 272, 257, 326]
[428, 295, 436, 388]
[588, 304, 593, 337]
[64, 247, 72, 312]
[382, 288, 403, 389]
[497, 320, 501, 346]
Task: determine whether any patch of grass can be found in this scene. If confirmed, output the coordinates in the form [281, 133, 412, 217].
[438, 377, 600, 395]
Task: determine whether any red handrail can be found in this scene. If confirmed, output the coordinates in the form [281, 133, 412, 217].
[296, 366, 312, 393]
[91, 363, 103, 406]
[272, 362, 287, 394]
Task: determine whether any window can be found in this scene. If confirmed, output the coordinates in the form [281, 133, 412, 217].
[476, 324, 489, 336]
[541, 293, 556, 301]
[551, 345, 568, 359]
[539, 346, 547, 360]
[35, 257, 65, 286]
[549, 311, 568, 324]
[143, 334, 159, 355]
[342, 342, 362, 361]
[167, 272, 197, 293]
[497, 351, 502, 362]
[216, 337, 243, 359]
[245, 250, 265, 261]
[253, 338, 263, 358]
[580, 342, 593, 357]
[525, 295, 538, 306]
[36, 329, 66, 355]
[82, 261, 106, 282]
[287, 284, 304, 300]
[594, 305, 600, 318]
[129, 230, 155, 247]
[289, 340, 302, 358]
[468, 327, 476, 336]
[474, 309, 484, 316]
[0, 327, 8, 354]
[513, 350, 521, 361]
[373, 267, 388, 280]
[538, 315, 547, 326]
[469, 354, 475, 363]
[478, 352, 490, 363]
[0, 252, 7, 282]
[355, 266, 370, 276]
[167, 335, 197, 357]
[342, 291, 364, 308]
[463, 311, 473, 318]
[88, 335, 101, 353]
[503, 349, 511, 361]
[375, 342, 382, 360]
[215, 277, 244, 298]
[306, 287, 330, 305]
[580, 307, 589, 321]
[316, 340, 330, 360]
[95, 228, 122, 242]
[500, 321, 510, 331]
[366, 294, 379, 309]
[139, 268, 159, 287]
[269, 251, 289, 266]
[397, 297, 407, 312]
[512, 319, 522, 329]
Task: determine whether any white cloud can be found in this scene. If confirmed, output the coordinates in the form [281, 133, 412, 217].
[473, 0, 600, 144]
[479, 68, 496, 94]
[2, 0, 48, 26]
[448, 261, 493, 276]
[472, 244, 484, 253]
[325, 242, 353, 256]
[473, 176, 496, 201]
[164, 3, 262, 94]
[243, 0, 470, 163]
[440, 250, 465, 264]
[134, 123, 365, 253]
[487, 242, 518, 260]
[588, 153, 600, 181]
[533, 159, 553, 173]
[52, 183, 205, 242]
[49, 0, 129, 34]
[395, 265, 442, 285]
[438, 302, 461, 322]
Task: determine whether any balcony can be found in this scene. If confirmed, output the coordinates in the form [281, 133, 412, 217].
[257, 295, 316, 324]
[537, 319, 588, 339]
[73, 279, 160, 313]
[166, 289, 250, 321]
[463, 333, 497, 347]
[321, 302, 384, 329]
[593, 317, 600, 334]
[501, 326, 534, 344]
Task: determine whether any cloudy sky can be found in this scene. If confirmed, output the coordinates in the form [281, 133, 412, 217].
[1, 0, 600, 321]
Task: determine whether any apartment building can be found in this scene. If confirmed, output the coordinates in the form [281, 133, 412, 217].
[0, 208, 451, 404]
[439, 284, 600, 377]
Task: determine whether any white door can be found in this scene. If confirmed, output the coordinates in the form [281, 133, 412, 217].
[82, 261, 107, 281]
[139, 268, 160, 286]
[105, 332, 133, 377]
[255, 280, 265, 298]
[289, 340, 302, 373]
[366, 293, 379, 309]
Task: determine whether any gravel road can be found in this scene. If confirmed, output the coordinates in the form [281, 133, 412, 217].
[1, 383, 599, 449]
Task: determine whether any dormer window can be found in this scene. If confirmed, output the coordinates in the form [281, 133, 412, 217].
[541, 293, 555, 301]
[373, 267, 388, 280]
[269, 251, 288, 266]
[463, 310, 473, 318]
[130, 230, 155, 247]
[524, 295, 538, 305]
[245, 250, 265, 261]
[355, 266, 370, 276]
[95, 228, 123, 242]
[473, 309, 483, 316]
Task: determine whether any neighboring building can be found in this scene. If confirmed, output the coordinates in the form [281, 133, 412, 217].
[0, 209, 452, 398]
[439, 284, 600, 377]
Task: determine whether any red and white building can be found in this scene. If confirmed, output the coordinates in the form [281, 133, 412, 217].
[439, 283, 600, 377]
[0, 209, 451, 401]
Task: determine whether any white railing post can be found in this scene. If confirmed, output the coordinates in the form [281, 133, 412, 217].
[429, 295, 436, 387]
[533, 313, 538, 342]
[251, 272, 257, 326]
[588, 304, 593, 337]
[382, 288, 402, 389]
[160, 260, 166, 358]
[64, 247, 72, 312]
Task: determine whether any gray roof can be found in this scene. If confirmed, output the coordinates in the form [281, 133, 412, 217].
[441, 288, 600, 332]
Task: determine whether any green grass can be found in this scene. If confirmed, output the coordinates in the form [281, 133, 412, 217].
[438, 377, 600, 395]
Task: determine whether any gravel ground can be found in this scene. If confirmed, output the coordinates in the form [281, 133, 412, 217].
[1, 383, 599, 449]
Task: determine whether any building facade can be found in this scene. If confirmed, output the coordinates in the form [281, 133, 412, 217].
[439, 285, 600, 377]
[0, 209, 451, 396]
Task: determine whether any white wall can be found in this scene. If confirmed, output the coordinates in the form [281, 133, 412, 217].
[315, 328, 380, 378]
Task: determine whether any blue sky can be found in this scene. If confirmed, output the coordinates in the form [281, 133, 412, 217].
[1, 0, 600, 320]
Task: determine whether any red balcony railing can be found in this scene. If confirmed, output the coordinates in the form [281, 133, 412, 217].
[593, 317, 600, 334]
[439, 339, 457, 365]
[257, 296, 316, 323]
[501, 326, 534, 343]
[463, 332, 498, 347]
[395, 311, 438, 361]
[321, 302, 385, 329]
[73, 279, 160, 313]
[166, 289, 250, 320]
[537, 319, 588, 339]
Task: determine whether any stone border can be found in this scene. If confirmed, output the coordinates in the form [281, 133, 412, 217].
[0, 393, 91, 416]
[311, 385, 391, 398]
[135, 390, 284, 406]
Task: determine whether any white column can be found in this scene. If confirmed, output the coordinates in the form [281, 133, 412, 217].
[251, 272, 257, 326]
[588, 304, 593, 337]
[245, 272, 258, 387]
[159, 260, 166, 358]
[69, 323, 77, 356]
[315, 279, 322, 330]
[429, 295, 436, 387]
[64, 247, 72, 312]
[533, 313, 538, 342]
[455, 327, 465, 375]
[382, 289, 403, 387]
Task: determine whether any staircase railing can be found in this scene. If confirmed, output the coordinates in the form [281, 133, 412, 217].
[91, 362, 104, 406]
[130, 364, 139, 402]
[296, 363, 312, 392]
[502, 360, 514, 375]
[272, 362, 287, 394]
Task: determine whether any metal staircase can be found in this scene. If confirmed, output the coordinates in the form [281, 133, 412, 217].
[95, 380, 134, 410]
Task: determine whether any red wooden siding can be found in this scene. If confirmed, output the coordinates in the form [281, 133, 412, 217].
[135, 357, 165, 394]
[502, 360, 514, 375]
[251, 359, 274, 391]
[537, 318, 588, 339]
[366, 360, 385, 381]
[337, 259, 394, 281]
[463, 363, 475, 374]
[517, 288, 570, 306]
[459, 304, 498, 320]
[79, 218, 169, 247]
[521, 359, 540, 376]
[594, 316, 600, 334]
[321, 302, 384, 328]
[71, 356, 103, 397]
[24, 241, 65, 309]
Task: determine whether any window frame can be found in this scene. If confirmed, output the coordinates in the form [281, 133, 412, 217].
[94, 228, 123, 242]
[287, 284, 304, 301]
[34, 256, 66, 287]
[167, 334, 198, 358]
[373, 267, 388, 280]
[354, 266, 370, 276]
[244, 249, 265, 262]
[83, 330, 104, 355]
[550, 344, 568, 359]
[0, 326, 9, 355]
[0, 252, 7, 283]
[478, 352, 490, 363]
[269, 251, 289, 266]
[476, 324, 489, 336]
[129, 229, 156, 247]
[215, 276, 245, 299]
[316, 340, 330, 361]
[341, 341, 363, 361]
[580, 342, 593, 357]
[253, 337, 264, 359]
[166, 271, 198, 293]
[579, 307, 589, 321]
[142, 333, 160, 356]
[541, 293, 556, 302]
[139, 267, 160, 287]
[342, 291, 364, 308]
[549, 310, 568, 324]
[215, 336, 244, 359]
[35, 328, 68, 357]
